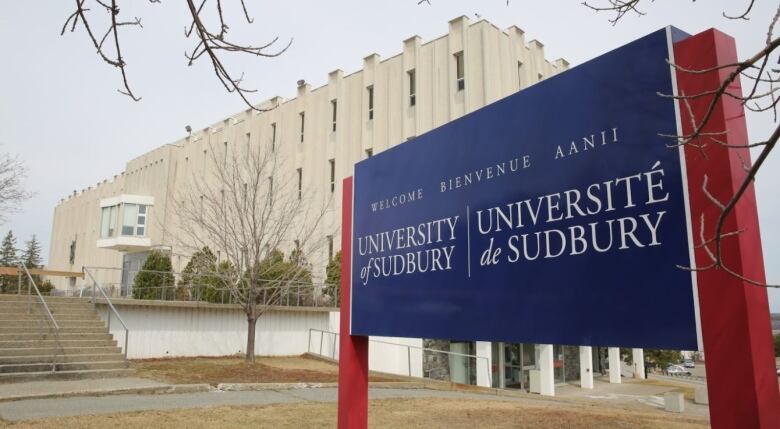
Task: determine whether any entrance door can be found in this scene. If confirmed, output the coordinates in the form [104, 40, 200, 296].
[504, 343, 523, 389]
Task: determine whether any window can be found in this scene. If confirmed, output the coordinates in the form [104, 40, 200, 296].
[331, 99, 338, 132]
[69, 239, 76, 265]
[121, 203, 146, 236]
[270, 123, 277, 151]
[408, 69, 416, 106]
[365, 148, 373, 158]
[299, 112, 305, 143]
[367, 86, 374, 120]
[538, 72, 544, 82]
[327, 235, 334, 260]
[455, 51, 465, 91]
[100, 205, 118, 238]
[294, 239, 300, 251]
[245, 132, 251, 146]
[517, 61, 523, 88]
[297, 168, 302, 200]
[329, 159, 335, 193]
[268, 177, 273, 203]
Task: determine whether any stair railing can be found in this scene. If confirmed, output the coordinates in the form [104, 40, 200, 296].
[83, 267, 129, 367]
[20, 264, 63, 372]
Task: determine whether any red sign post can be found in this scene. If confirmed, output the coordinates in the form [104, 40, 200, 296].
[337, 177, 369, 429]
[675, 29, 780, 429]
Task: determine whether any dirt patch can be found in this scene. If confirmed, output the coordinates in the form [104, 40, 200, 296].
[131, 355, 396, 385]
[0, 397, 709, 429]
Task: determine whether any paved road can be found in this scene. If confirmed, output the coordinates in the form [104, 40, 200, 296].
[0, 388, 520, 421]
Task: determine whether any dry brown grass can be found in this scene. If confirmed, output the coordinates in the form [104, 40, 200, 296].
[131, 355, 396, 385]
[0, 397, 709, 429]
[639, 379, 697, 401]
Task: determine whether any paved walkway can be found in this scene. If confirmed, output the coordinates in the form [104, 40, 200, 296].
[0, 387, 520, 421]
[0, 377, 169, 402]
[0, 377, 710, 421]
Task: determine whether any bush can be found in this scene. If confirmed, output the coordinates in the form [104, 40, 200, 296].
[38, 279, 54, 295]
[132, 250, 174, 300]
[177, 247, 220, 303]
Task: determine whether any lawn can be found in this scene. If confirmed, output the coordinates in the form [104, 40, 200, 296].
[131, 355, 398, 385]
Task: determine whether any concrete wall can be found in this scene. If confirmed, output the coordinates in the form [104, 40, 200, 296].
[48, 17, 567, 291]
[95, 301, 424, 378]
[96, 300, 332, 359]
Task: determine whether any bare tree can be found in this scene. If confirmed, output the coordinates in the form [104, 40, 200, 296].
[582, 0, 780, 286]
[0, 151, 33, 224]
[171, 138, 330, 362]
[61, 0, 290, 110]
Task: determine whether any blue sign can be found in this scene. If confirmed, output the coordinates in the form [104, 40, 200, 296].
[351, 28, 700, 350]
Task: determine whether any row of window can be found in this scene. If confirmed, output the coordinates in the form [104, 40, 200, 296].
[288, 51, 468, 144]
[202, 51, 543, 156]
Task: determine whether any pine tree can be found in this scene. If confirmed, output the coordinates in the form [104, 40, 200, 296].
[21, 235, 42, 269]
[132, 250, 175, 300]
[0, 231, 18, 293]
[177, 247, 222, 303]
[19, 235, 43, 292]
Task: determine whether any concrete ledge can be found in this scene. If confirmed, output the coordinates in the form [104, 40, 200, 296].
[0, 383, 211, 402]
[216, 381, 428, 392]
[664, 391, 685, 413]
[94, 298, 338, 313]
[694, 386, 709, 405]
[217, 382, 338, 391]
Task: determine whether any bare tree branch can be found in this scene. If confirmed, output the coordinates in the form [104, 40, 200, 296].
[169, 132, 332, 361]
[0, 150, 33, 224]
[62, 1, 291, 109]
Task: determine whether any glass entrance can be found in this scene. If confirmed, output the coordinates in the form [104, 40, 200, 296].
[496, 343, 537, 390]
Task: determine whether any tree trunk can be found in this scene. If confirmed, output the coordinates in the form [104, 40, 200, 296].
[246, 312, 258, 363]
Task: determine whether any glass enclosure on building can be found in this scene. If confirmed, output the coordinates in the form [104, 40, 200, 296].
[100, 203, 148, 238]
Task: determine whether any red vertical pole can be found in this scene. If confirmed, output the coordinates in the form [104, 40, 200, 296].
[337, 176, 369, 429]
[675, 29, 780, 429]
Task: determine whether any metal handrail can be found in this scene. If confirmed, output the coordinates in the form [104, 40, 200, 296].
[307, 328, 492, 384]
[83, 267, 130, 367]
[20, 264, 62, 372]
[80, 265, 338, 308]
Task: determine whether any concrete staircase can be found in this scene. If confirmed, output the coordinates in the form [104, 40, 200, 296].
[0, 294, 133, 382]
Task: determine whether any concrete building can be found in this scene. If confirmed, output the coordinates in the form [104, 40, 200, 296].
[48, 17, 644, 393]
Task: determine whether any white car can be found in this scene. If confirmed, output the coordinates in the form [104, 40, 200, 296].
[666, 364, 692, 376]
[683, 359, 695, 368]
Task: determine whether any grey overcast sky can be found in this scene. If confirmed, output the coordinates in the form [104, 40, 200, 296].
[1, 1, 778, 311]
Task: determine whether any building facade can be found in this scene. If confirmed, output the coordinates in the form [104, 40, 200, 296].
[49, 16, 567, 289]
[48, 17, 638, 393]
